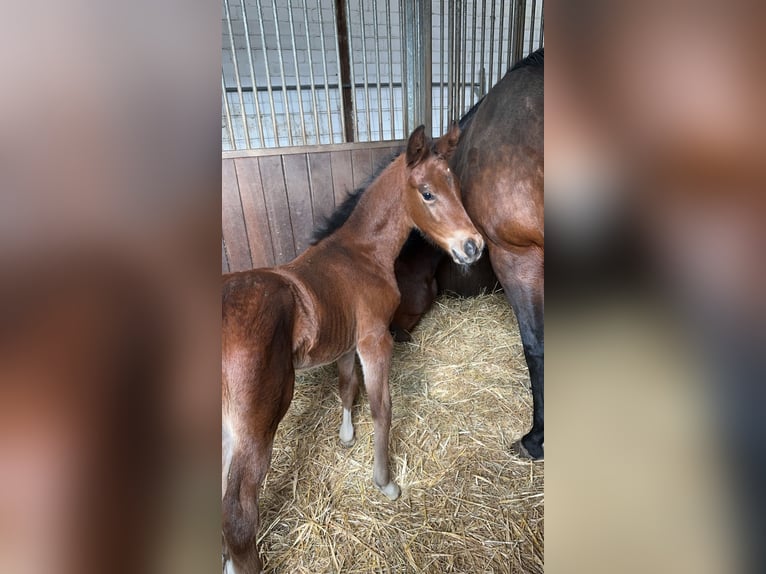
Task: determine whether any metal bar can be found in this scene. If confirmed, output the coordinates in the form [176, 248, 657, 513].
[400, 0, 408, 134]
[255, 0, 280, 146]
[222, 73, 235, 150]
[529, 0, 536, 53]
[332, 0, 352, 142]
[460, 0, 467, 116]
[506, 0, 519, 68]
[469, 0, 477, 106]
[497, 0, 505, 79]
[439, 0, 445, 133]
[301, 0, 321, 143]
[316, 0, 334, 142]
[271, 0, 294, 146]
[223, 0, 251, 148]
[286, 0, 307, 143]
[540, 2, 544, 47]
[447, 0, 453, 121]
[372, 1, 384, 140]
[488, 0, 495, 90]
[386, 0, 395, 139]
[345, 0, 359, 141]
[239, 0, 265, 147]
[422, 0, 432, 135]
[513, 0, 526, 64]
[479, 0, 486, 95]
[359, 0, 373, 140]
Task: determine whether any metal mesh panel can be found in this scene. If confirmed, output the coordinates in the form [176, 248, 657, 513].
[222, 0, 543, 151]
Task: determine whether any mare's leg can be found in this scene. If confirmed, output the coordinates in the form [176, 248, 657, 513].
[356, 328, 401, 500]
[488, 244, 545, 460]
[337, 349, 360, 446]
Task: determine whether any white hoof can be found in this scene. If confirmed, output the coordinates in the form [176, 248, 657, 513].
[376, 481, 401, 500]
[339, 408, 355, 447]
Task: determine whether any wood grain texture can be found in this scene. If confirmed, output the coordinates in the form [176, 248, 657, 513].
[282, 154, 314, 256]
[351, 148, 372, 191]
[222, 159, 252, 272]
[307, 152, 335, 228]
[235, 158, 275, 268]
[258, 155, 296, 265]
[330, 150, 354, 206]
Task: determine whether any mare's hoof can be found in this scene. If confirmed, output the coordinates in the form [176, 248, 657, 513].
[376, 481, 401, 500]
[512, 439, 544, 461]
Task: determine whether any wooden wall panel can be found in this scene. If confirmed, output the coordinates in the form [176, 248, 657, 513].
[307, 152, 335, 227]
[234, 158, 275, 268]
[330, 150, 354, 206]
[351, 148, 372, 191]
[282, 155, 315, 255]
[258, 155, 296, 264]
[222, 159, 252, 272]
[222, 141, 407, 271]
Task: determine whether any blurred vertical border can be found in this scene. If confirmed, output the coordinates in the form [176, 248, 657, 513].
[0, 1, 221, 573]
[546, 1, 765, 573]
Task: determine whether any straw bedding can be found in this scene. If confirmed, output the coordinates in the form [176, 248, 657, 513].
[257, 291, 544, 573]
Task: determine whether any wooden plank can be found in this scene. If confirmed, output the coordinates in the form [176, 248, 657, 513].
[222, 238, 229, 274]
[330, 150, 354, 207]
[234, 157, 275, 268]
[258, 155, 296, 265]
[351, 148, 372, 191]
[221, 159, 252, 272]
[222, 138, 406, 160]
[282, 154, 314, 256]
[307, 152, 335, 227]
[370, 145, 400, 179]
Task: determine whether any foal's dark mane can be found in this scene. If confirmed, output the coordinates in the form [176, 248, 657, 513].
[311, 143, 446, 246]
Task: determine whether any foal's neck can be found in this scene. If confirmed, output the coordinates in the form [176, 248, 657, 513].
[334, 155, 413, 269]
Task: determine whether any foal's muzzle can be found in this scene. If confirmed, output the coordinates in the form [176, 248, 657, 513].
[450, 236, 484, 265]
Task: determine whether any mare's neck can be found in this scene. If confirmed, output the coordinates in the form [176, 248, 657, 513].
[334, 155, 413, 269]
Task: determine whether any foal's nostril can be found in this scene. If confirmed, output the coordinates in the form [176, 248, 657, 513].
[463, 238, 478, 258]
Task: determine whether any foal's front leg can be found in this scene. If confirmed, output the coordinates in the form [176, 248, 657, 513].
[337, 349, 359, 446]
[356, 328, 401, 500]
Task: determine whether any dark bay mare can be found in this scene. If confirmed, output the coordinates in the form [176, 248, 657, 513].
[222, 125, 483, 573]
[453, 48, 544, 459]
[384, 50, 544, 458]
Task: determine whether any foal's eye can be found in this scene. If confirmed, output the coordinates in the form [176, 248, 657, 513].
[420, 186, 435, 201]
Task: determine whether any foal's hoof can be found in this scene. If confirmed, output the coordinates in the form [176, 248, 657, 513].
[376, 481, 401, 501]
[512, 439, 544, 461]
[339, 434, 355, 448]
[339, 427, 355, 447]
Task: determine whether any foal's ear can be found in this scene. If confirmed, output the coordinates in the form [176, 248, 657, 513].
[406, 125, 430, 167]
[433, 121, 461, 159]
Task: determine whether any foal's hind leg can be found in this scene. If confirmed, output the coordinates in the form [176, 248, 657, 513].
[222, 357, 296, 572]
[337, 350, 360, 446]
[357, 329, 401, 500]
[222, 435, 275, 574]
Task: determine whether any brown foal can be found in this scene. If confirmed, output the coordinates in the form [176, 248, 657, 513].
[222, 124, 483, 573]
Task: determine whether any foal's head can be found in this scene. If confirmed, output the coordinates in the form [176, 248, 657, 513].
[403, 124, 484, 265]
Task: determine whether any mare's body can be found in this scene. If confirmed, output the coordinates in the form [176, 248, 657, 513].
[452, 48, 545, 458]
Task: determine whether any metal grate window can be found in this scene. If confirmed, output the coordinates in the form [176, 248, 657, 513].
[222, 0, 543, 151]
